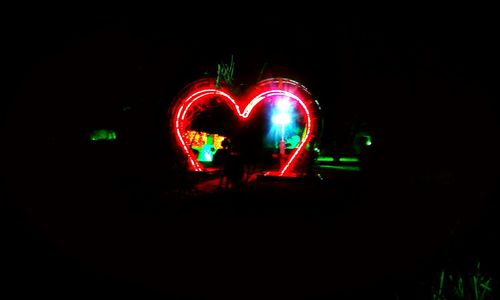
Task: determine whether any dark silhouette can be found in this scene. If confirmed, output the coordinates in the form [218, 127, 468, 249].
[214, 138, 244, 191]
[225, 151, 245, 191]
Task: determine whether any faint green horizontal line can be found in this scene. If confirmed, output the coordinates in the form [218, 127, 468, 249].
[318, 165, 361, 172]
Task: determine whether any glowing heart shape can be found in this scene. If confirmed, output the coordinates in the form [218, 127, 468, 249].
[170, 78, 319, 176]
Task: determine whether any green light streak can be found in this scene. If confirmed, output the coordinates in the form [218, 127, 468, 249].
[317, 156, 334, 162]
[431, 260, 493, 300]
[339, 157, 359, 163]
[318, 165, 360, 172]
[317, 156, 360, 163]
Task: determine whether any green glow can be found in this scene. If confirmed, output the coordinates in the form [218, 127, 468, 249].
[285, 134, 301, 149]
[318, 165, 360, 171]
[339, 157, 359, 163]
[317, 156, 334, 162]
[366, 136, 372, 146]
[90, 129, 117, 141]
[317, 156, 360, 163]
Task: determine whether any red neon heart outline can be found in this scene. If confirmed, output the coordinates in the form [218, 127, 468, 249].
[173, 79, 314, 176]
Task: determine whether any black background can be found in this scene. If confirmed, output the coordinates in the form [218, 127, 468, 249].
[2, 4, 499, 299]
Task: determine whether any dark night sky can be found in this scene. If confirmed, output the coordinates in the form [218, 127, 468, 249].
[3, 6, 499, 177]
[3, 6, 499, 143]
[2, 4, 499, 299]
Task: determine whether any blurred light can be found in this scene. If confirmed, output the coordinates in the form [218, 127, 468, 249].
[173, 79, 316, 176]
[272, 113, 291, 125]
[318, 165, 361, 171]
[203, 151, 212, 161]
[276, 97, 291, 112]
[90, 129, 117, 141]
[317, 156, 334, 162]
[339, 157, 359, 162]
[286, 135, 301, 149]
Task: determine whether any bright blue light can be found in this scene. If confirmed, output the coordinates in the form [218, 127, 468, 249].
[266, 97, 301, 149]
[276, 98, 291, 112]
[198, 144, 215, 162]
[272, 113, 291, 125]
